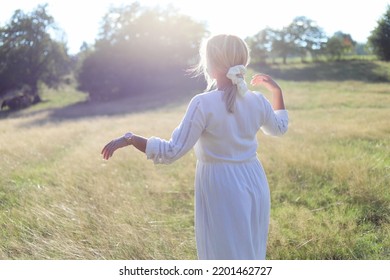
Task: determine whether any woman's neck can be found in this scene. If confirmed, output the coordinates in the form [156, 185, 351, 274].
[216, 75, 233, 90]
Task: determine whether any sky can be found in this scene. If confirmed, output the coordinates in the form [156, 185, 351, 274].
[1, 0, 389, 54]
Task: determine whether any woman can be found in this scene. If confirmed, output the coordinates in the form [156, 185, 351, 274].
[102, 34, 288, 259]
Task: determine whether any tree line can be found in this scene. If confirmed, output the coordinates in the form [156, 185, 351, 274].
[1, 3, 389, 110]
[246, 17, 363, 64]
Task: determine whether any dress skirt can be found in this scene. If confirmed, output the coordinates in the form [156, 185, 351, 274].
[194, 157, 271, 260]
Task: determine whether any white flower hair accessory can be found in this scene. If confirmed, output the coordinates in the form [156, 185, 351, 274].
[226, 65, 248, 96]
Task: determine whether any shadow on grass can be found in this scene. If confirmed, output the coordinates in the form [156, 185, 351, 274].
[253, 60, 390, 82]
[1, 76, 207, 123]
[9, 79, 205, 127]
[49, 88, 196, 119]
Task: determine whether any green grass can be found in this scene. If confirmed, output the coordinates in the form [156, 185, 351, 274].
[0, 61, 389, 259]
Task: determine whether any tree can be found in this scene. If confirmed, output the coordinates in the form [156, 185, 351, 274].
[247, 27, 292, 64]
[369, 5, 390, 61]
[0, 5, 70, 107]
[325, 31, 356, 60]
[325, 36, 344, 60]
[77, 4, 207, 101]
[246, 28, 275, 63]
[271, 28, 293, 64]
[287, 16, 327, 61]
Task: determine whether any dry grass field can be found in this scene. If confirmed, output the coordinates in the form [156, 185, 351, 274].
[0, 60, 389, 259]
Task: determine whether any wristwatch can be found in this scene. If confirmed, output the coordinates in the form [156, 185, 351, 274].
[123, 132, 134, 145]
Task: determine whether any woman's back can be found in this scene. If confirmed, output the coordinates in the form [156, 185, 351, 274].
[194, 90, 287, 163]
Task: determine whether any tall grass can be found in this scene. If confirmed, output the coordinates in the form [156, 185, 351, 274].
[0, 63, 389, 259]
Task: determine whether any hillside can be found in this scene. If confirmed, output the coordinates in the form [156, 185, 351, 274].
[0, 60, 389, 259]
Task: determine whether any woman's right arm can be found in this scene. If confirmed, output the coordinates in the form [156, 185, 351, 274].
[251, 74, 288, 136]
[250, 74, 285, 110]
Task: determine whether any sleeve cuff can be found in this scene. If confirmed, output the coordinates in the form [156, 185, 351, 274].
[145, 137, 160, 161]
[275, 109, 288, 116]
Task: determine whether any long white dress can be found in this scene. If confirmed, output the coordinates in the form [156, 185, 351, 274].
[145, 90, 288, 260]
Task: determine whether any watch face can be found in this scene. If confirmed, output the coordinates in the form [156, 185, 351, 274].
[125, 133, 132, 139]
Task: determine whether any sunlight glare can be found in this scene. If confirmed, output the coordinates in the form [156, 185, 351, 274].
[1, 0, 389, 53]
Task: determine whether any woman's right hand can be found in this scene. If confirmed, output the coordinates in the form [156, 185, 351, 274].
[250, 73, 285, 110]
[250, 73, 282, 94]
[101, 136, 129, 160]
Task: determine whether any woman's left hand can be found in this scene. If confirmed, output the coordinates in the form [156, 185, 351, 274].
[101, 136, 129, 160]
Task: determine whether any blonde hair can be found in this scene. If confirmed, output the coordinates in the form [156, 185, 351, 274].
[195, 34, 250, 113]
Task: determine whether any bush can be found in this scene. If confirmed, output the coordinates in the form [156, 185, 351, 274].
[77, 4, 207, 101]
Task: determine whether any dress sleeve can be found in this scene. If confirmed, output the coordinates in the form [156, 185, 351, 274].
[259, 94, 289, 136]
[145, 95, 206, 164]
